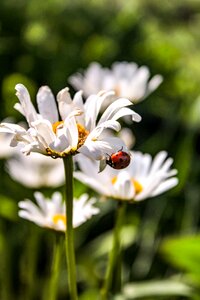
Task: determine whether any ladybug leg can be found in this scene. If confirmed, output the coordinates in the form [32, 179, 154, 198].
[105, 152, 111, 160]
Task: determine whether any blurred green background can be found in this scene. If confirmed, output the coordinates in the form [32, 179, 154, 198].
[1, 0, 200, 299]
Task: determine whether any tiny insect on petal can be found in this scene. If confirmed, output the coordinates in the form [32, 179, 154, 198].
[106, 150, 131, 170]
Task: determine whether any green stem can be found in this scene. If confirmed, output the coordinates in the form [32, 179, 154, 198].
[22, 227, 40, 300]
[101, 201, 126, 299]
[63, 156, 78, 300]
[48, 234, 63, 300]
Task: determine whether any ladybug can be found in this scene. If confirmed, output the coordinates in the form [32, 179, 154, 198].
[106, 149, 131, 170]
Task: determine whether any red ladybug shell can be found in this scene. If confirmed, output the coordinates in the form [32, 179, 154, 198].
[106, 150, 131, 170]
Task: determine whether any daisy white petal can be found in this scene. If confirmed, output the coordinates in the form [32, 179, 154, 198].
[113, 172, 135, 200]
[118, 128, 135, 149]
[31, 119, 55, 146]
[75, 150, 178, 202]
[36, 86, 59, 123]
[0, 132, 16, 158]
[34, 192, 48, 213]
[84, 91, 114, 131]
[159, 157, 174, 173]
[131, 152, 152, 178]
[73, 90, 84, 107]
[145, 75, 163, 98]
[109, 107, 141, 122]
[73, 194, 100, 227]
[57, 87, 74, 120]
[86, 92, 115, 126]
[1, 83, 140, 161]
[69, 62, 105, 96]
[19, 199, 44, 218]
[51, 192, 63, 209]
[78, 141, 105, 160]
[98, 98, 133, 124]
[151, 178, 179, 197]
[69, 61, 163, 105]
[79, 136, 126, 160]
[168, 169, 178, 177]
[0, 122, 28, 134]
[7, 152, 64, 188]
[0, 123, 40, 154]
[14, 103, 26, 117]
[64, 115, 79, 150]
[18, 210, 45, 227]
[1, 85, 81, 158]
[18, 192, 99, 231]
[87, 120, 121, 141]
[148, 151, 168, 176]
[15, 84, 39, 125]
[76, 171, 108, 195]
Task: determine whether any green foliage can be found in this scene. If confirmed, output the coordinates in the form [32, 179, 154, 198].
[161, 235, 200, 286]
[2, 74, 36, 119]
[0, 194, 18, 221]
[0, 0, 200, 299]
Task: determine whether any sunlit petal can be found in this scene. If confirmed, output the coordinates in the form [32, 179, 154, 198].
[37, 86, 59, 123]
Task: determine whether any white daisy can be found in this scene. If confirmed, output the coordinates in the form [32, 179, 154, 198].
[0, 118, 19, 158]
[7, 152, 65, 188]
[115, 128, 135, 149]
[0, 131, 16, 158]
[74, 151, 178, 202]
[69, 61, 163, 105]
[0, 84, 141, 160]
[18, 192, 99, 231]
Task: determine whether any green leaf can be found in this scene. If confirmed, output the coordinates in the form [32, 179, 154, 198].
[161, 235, 200, 284]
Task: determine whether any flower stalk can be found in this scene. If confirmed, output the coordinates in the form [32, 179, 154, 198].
[48, 234, 63, 300]
[101, 201, 126, 299]
[63, 156, 78, 300]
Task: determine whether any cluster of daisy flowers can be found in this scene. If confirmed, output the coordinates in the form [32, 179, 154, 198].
[0, 60, 177, 234]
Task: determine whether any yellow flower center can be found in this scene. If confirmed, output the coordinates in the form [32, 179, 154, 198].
[48, 121, 89, 158]
[77, 123, 89, 148]
[111, 176, 143, 194]
[52, 121, 89, 146]
[131, 179, 143, 194]
[52, 214, 66, 226]
[111, 177, 117, 185]
[52, 121, 64, 133]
